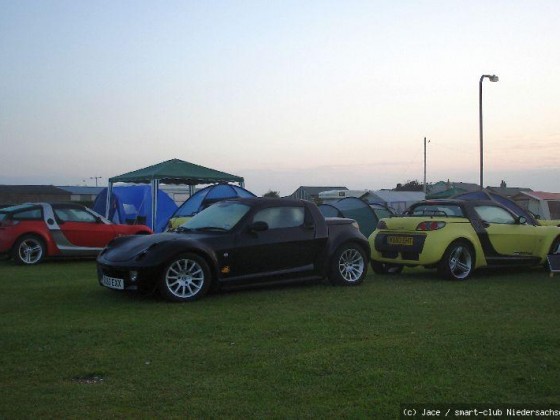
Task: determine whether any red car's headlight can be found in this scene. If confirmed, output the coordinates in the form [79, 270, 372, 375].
[416, 221, 446, 231]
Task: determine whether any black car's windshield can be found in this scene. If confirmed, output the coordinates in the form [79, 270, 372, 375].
[180, 202, 250, 232]
[407, 204, 465, 217]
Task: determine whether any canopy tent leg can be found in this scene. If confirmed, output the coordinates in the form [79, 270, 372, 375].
[106, 182, 113, 219]
[151, 179, 159, 231]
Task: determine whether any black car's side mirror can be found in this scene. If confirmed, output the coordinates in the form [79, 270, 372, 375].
[249, 221, 268, 233]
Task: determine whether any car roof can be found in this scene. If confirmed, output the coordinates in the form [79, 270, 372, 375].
[219, 197, 312, 208]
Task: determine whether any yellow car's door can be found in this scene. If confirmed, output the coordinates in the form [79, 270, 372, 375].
[474, 205, 539, 256]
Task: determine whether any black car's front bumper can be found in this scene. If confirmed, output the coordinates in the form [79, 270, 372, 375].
[97, 262, 161, 295]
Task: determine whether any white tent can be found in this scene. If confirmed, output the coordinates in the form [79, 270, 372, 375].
[512, 191, 560, 220]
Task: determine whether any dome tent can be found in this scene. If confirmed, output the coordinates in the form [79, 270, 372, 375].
[173, 183, 256, 218]
[93, 185, 178, 232]
[318, 197, 380, 238]
[167, 183, 256, 229]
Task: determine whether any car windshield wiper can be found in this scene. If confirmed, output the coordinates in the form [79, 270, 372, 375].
[191, 226, 229, 232]
[175, 226, 193, 233]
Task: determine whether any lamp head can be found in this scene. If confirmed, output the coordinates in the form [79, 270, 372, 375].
[489, 75, 499, 82]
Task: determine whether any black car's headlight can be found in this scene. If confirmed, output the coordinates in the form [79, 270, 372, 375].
[134, 242, 160, 261]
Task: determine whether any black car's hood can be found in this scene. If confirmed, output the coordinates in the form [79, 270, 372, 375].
[100, 231, 221, 263]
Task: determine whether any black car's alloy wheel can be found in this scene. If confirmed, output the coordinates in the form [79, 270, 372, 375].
[159, 253, 211, 302]
[438, 240, 474, 280]
[330, 244, 367, 285]
[12, 235, 45, 265]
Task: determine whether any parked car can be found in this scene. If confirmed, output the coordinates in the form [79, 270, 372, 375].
[0, 203, 152, 265]
[369, 199, 560, 280]
[97, 197, 370, 302]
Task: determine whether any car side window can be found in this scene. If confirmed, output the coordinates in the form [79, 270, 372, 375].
[253, 206, 305, 229]
[409, 205, 464, 217]
[474, 205, 516, 225]
[55, 208, 98, 223]
[11, 208, 43, 220]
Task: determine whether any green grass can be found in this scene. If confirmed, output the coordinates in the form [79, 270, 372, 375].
[1, 259, 559, 418]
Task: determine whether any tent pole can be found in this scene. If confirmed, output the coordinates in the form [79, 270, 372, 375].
[106, 181, 112, 219]
[151, 179, 158, 231]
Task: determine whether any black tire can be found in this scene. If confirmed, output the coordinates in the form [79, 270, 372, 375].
[329, 243, 367, 286]
[12, 235, 46, 265]
[437, 240, 474, 281]
[544, 236, 560, 271]
[159, 253, 212, 302]
[370, 261, 404, 275]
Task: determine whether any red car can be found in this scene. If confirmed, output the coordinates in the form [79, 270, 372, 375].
[0, 203, 152, 265]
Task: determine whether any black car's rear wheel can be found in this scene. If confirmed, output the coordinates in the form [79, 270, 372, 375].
[159, 253, 211, 302]
[545, 236, 560, 271]
[438, 240, 474, 281]
[329, 243, 367, 286]
[12, 235, 46, 265]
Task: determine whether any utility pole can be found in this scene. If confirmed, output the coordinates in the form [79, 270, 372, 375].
[90, 176, 102, 187]
[423, 137, 429, 194]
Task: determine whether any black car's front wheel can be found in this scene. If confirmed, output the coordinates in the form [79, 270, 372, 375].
[438, 240, 474, 281]
[329, 243, 367, 286]
[159, 253, 211, 302]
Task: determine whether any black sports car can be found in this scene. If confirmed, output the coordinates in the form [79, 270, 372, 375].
[97, 198, 370, 302]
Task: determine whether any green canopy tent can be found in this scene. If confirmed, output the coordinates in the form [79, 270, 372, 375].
[106, 159, 244, 229]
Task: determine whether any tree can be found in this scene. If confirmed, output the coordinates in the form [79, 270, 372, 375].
[262, 190, 280, 198]
[394, 180, 424, 192]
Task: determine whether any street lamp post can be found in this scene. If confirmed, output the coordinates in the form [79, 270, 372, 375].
[90, 176, 102, 187]
[479, 74, 499, 190]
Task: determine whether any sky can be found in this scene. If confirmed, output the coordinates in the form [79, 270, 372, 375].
[1, 0, 559, 196]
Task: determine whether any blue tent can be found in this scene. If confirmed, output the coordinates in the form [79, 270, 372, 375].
[172, 184, 255, 218]
[93, 185, 178, 232]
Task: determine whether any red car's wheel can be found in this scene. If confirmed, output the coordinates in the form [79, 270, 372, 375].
[12, 235, 46, 265]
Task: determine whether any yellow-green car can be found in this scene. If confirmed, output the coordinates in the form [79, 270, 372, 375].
[369, 199, 560, 280]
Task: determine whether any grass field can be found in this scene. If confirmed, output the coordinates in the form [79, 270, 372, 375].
[1, 259, 559, 418]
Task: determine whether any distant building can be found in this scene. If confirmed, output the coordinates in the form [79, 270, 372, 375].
[427, 180, 480, 197]
[57, 186, 104, 203]
[487, 180, 532, 198]
[319, 189, 369, 204]
[289, 186, 348, 202]
[0, 185, 71, 205]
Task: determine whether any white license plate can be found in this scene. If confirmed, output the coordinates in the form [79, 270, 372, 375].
[101, 275, 124, 290]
